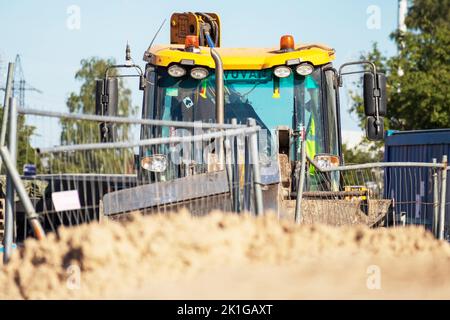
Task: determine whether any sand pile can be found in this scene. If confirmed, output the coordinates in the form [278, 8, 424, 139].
[1, 210, 450, 299]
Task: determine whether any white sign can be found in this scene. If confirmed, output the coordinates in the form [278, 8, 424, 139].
[52, 190, 81, 212]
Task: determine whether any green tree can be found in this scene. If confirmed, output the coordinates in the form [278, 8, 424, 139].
[350, 0, 450, 133]
[56, 57, 136, 174]
[342, 143, 382, 164]
[0, 105, 40, 174]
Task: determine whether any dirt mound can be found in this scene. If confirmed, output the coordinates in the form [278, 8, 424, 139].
[1, 210, 450, 299]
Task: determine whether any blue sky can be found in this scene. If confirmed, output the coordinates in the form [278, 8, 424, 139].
[0, 0, 399, 145]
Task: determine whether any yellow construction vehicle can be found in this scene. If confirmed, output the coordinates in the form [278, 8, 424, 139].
[98, 12, 389, 223]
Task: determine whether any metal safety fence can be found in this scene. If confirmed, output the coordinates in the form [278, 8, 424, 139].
[0, 98, 263, 263]
[294, 140, 449, 240]
[1, 97, 449, 265]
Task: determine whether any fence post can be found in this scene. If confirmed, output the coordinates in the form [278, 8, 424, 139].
[223, 137, 234, 206]
[438, 155, 448, 240]
[242, 135, 251, 212]
[294, 134, 306, 224]
[247, 118, 263, 216]
[0, 62, 15, 173]
[432, 158, 439, 237]
[231, 118, 240, 213]
[3, 97, 18, 264]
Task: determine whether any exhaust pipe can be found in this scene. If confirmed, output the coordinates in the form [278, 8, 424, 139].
[210, 48, 224, 124]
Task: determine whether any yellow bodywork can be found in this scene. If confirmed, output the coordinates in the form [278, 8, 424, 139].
[145, 43, 335, 70]
[344, 186, 369, 201]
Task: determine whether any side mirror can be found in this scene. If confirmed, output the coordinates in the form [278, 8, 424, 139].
[366, 116, 384, 141]
[339, 61, 388, 142]
[363, 73, 387, 117]
[95, 78, 118, 142]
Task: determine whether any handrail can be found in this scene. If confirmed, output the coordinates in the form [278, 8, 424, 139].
[17, 108, 245, 130]
[306, 154, 447, 171]
[38, 126, 260, 154]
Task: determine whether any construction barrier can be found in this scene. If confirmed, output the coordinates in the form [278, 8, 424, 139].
[295, 152, 449, 240]
[1, 101, 449, 264]
[0, 103, 264, 264]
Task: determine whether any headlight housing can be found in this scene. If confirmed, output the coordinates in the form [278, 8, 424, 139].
[296, 63, 314, 76]
[190, 67, 209, 80]
[274, 66, 292, 78]
[168, 64, 186, 78]
[141, 154, 168, 173]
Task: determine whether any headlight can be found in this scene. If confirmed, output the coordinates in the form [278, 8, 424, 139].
[168, 65, 186, 78]
[274, 66, 291, 78]
[296, 63, 314, 76]
[190, 67, 209, 80]
[141, 154, 168, 173]
[314, 154, 340, 169]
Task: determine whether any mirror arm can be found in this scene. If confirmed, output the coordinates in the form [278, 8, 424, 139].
[105, 64, 146, 90]
[338, 60, 377, 80]
[339, 70, 368, 77]
[338, 60, 377, 87]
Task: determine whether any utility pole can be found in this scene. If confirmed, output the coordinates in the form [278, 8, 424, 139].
[12, 55, 42, 108]
[398, 0, 408, 33]
[397, 0, 408, 80]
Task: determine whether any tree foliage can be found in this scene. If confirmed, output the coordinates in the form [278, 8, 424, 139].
[342, 143, 382, 164]
[0, 106, 40, 174]
[351, 0, 450, 131]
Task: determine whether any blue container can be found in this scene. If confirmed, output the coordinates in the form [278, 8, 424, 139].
[384, 129, 450, 232]
[23, 164, 36, 177]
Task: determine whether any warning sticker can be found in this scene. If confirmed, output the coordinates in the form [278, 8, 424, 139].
[183, 97, 194, 109]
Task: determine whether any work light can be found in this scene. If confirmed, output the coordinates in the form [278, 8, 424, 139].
[190, 67, 209, 80]
[274, 66, 291, 78]
[141, 155, 168, 173]
[296, 63, 314, 76]
[314, 154, 340, 169]
[168, 64, 186, 77]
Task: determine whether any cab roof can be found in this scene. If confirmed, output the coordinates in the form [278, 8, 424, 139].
[144, 43, 336, 70]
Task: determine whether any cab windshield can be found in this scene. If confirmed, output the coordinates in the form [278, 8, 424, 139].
[155, 68, 294, 131]
[145, 66, 337, 158]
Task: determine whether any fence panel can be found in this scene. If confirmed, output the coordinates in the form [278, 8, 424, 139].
[299, 165, 390, 226]
[3, 108, 261, 243]
[296, 158, 449, 240]
[2, 106, 449, 245]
